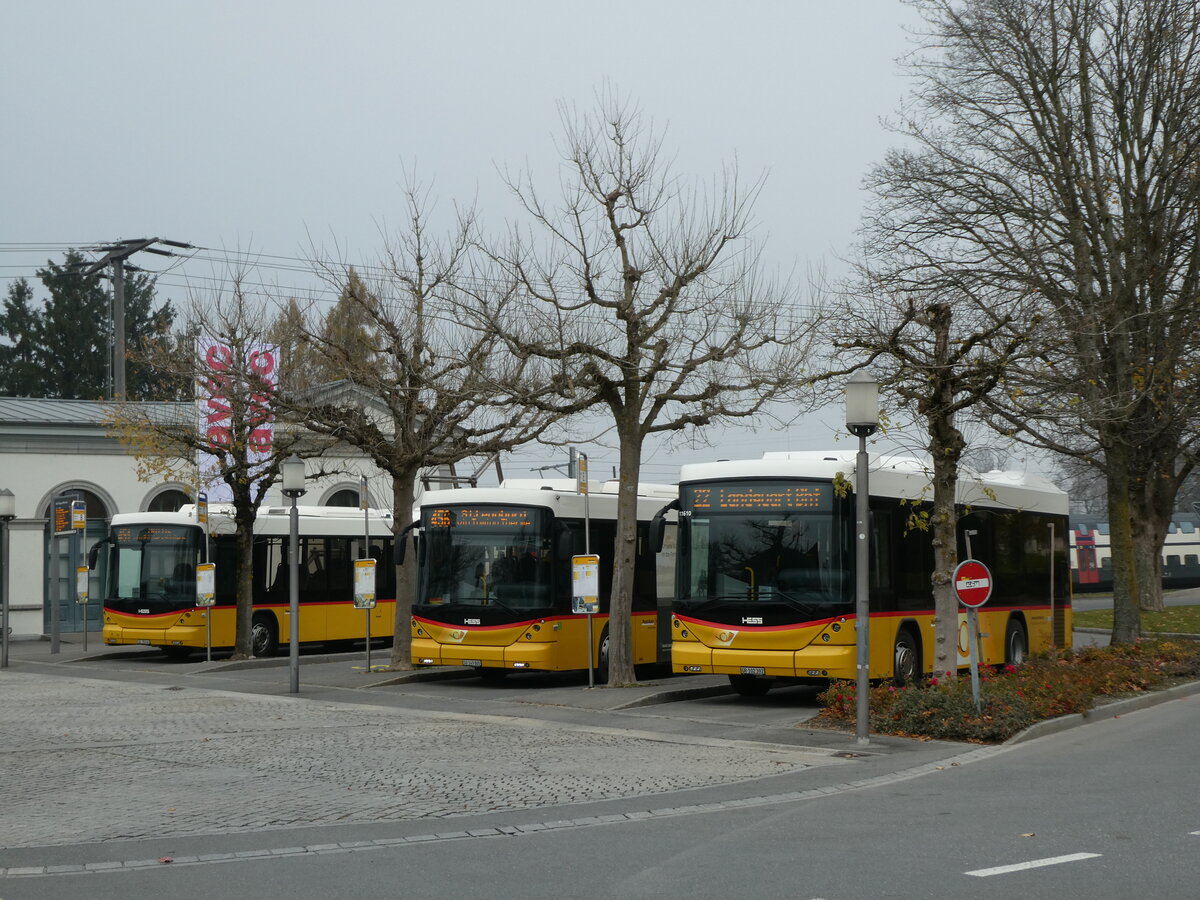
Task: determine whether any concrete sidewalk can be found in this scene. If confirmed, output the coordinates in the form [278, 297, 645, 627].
[2, 632, 738, 711]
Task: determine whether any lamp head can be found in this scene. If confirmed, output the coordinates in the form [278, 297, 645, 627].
[845, 370, 880, 438]
[281, 455, 307, 497]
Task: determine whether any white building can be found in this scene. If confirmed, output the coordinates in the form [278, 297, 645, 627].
[0, 396, 414, 639]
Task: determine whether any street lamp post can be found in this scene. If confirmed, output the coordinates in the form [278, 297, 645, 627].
[281, 456, 307, 693]
[845, 371, 880, 747]
[0, 488, 15, 670]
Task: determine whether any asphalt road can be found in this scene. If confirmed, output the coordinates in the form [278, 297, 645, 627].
[2, 677, 1197, 899]
[1072, 585, 1200, 612]
[2, 631, 1198, 899]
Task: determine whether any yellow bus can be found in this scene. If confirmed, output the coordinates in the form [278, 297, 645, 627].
[411, 480, 676, 680]
[668, 452, 1071, 695]
[96, 504, 396, 659]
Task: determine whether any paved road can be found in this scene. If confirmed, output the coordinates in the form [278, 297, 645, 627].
[2, 633, 1197, 898]
[2, 666, 1197, 898]
[1073, 585, 1200, 612]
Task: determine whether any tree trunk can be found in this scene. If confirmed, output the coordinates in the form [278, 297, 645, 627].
[389, 470, 417, 670]
[924, 301, 964, 679]
[606, 431, 643, 687]
[1131, 512, 1166, 614]
[929, 458, 960, 679]
[1105, 446, 1141, 644]
[233, 505, 255, 659]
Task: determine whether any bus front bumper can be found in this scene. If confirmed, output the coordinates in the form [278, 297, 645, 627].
[672, 642, 857, 680]
[411, 637, 573, 671]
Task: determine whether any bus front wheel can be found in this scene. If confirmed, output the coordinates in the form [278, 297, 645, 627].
[1004, 618, 1028, 666]
[251, 614, 279, 658]
[892, 628, 921, 686]
[595, 628, 610, 684]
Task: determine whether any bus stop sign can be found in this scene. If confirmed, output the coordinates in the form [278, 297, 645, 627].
[953, 559, 993, 608]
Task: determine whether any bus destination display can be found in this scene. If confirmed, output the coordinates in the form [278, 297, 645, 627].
[688, 482, 831, 512]
[114, 526, 193, 544]
[427, 507, 539, 529]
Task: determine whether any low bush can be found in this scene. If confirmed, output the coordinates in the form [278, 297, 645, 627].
[814, 640, 1200, 743]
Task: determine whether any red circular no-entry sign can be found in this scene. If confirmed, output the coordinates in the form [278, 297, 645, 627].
[953, 559, 993, 608]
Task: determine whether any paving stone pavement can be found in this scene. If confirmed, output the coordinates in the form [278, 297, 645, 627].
[0, 672, 838, 849]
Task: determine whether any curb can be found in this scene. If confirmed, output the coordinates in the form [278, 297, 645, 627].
[610, 682, 735, 710]
[1074, 627, 1200, 641]
[1005, 678, 1200, 744]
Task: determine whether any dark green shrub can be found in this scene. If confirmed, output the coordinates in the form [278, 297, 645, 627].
[814, 640, 1200, 743]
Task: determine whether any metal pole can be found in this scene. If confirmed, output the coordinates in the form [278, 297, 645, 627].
[49, 531, 60, 655]
[855, 434, 871, 747]
[112, 257, 126, 399]
[361, 475, 370, 672]
[1, 515, 11, 669]
[1048, 522, 1057, 649]
[71, 531, 83, 651]
[289, 495, 300, 693]
[968, 606, 982, 711]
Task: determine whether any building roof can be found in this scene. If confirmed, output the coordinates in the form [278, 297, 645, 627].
[0, 396, 189, 427]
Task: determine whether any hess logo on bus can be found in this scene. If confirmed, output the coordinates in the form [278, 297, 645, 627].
[742, 616, 763, 625]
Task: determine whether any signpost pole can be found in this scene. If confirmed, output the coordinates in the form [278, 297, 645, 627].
[577, 457, 596, 687]
[1048, 522, 1057, 649]
[953, 558, 993, 713]
[198, 494, 211, 663]
[967, 606, 982, 711]
[362, 476, 371, 673]
[573, 554, 600, 689]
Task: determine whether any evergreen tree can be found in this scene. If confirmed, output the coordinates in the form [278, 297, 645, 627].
[37, 251, 110, 398]
[0, 278, 45, 396]
[122, 268, 185, 400]
[0, 250, 183, 400]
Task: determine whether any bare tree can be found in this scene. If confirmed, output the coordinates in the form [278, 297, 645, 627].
[484, 92, 818, 686]
[108, 276, 331, 658]
[832, 281, 1034, 678]
[288, 186, 554, 670]
[862, 0, 1200, 642]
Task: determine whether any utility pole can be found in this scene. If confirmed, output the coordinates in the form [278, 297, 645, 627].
[82, 237, 194, 398]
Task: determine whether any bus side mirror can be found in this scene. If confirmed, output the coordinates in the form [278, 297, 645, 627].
[87, 539, 109, 570]
[650, 499, 679, 553]
[395, 521, 419, 566]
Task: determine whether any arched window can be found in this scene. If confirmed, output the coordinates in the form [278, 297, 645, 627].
[325, 488, 360, 508]
[41, 487, 110, 522]
[148, 489, 192, 513]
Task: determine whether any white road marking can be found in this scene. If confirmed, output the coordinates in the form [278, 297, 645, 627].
[966, 853, 1102, 877]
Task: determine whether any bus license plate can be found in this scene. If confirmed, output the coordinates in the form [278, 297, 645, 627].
[740, 666, 766, 676]
[462, 659, 482, 667]
[137, 639, 152, 645]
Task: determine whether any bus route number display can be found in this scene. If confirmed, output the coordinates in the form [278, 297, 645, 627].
[689, 483, 830, 512]
[427, 507, 537, 529]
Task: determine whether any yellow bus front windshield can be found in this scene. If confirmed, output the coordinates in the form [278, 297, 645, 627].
[103, 524, 203, 613]
[677, 481, 851, 624]
[418, 505, 556, 614]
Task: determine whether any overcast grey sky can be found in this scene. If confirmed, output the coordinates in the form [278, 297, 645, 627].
[3, 1, 946, 481]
